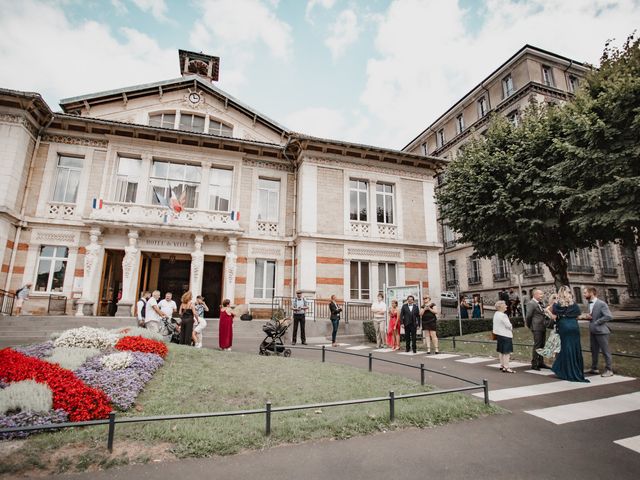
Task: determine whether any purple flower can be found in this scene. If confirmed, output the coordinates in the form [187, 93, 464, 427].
[0, 409, 68, 440]
[14, 341, 54, 359]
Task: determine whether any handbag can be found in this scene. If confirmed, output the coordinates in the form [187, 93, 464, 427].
[536, 330, 561, 358]
[490, 332, 497, 341]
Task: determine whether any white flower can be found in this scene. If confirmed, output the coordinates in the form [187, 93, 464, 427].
[100, 351, 134, 370]
[53, 326, 119, 350]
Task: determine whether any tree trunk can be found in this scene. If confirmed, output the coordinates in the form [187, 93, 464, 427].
[545, 252, 570, 290]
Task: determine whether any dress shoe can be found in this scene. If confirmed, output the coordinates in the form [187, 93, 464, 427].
[601, 369, 614, 377]
[586, 369, 600, 375]
[302, 342, 308, 345]
[531, 366, 541, 371]
[426, 351, 431, 355]
[540, 364, 551, 369]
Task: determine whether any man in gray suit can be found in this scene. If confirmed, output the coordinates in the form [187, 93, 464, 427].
[525, 289, 550, 370]
[582, 287, 613, 377]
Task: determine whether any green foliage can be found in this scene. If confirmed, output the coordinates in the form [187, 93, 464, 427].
[44, 347, 102, 371]
[436, 317, 524, 338]
[0, 380, 53, 414]
[363, 321, 376, 342]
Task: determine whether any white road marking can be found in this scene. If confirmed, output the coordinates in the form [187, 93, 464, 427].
[346, 345, 371, 350]
[427, 353, 459, 359]
[524, 369, 556, 376]
[526, 392, 640, 424]
[316, 343, 351, 347]
[456, 357, 494, 364]
[614, 435, 640, 454]
[473, 374, 635, 402]
[372, 348, 395, 353]
[397, 351, 420, 356]
[488, 361, 530, 369]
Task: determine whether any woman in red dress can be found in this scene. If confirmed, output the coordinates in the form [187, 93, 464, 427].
[386, 300, 400, 350]
[218, 299, 235, 351]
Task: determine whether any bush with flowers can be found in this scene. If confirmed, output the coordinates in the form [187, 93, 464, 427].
[54, 326, 120, 350]
[115, 335, 168, 358]
[100, 351, 134, 371]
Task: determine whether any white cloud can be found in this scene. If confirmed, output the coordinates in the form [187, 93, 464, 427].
[0, 0, 175, 109]
[131, 0, 170, 22]
[325, 9, 361, 60]
[285, 106, 370, 144]
[111, 0, 128, 15]
[305, 0, 337, 24]
[359, 0, 640, 149]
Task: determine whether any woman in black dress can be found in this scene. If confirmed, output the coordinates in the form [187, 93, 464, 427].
[179, 291, 198, 346]
[420, 296, 439, 354]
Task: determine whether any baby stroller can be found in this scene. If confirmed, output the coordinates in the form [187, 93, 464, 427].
[159, 316, 181, 344]
[259, 317, 292, 357]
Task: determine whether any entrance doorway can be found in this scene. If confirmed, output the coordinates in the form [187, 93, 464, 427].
[157, 259, 191, 299]
[98, 249, 124, 316]
[202, 261, 223, 317]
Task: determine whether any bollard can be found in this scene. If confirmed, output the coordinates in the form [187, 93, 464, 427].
[483, 379, 490, 405]
[389, 391, 395, 422]
[265, 401, 272, 436]
[452, 336, 456, 349]
[107, 411, 116, 452]
[420, 363, 425, 386]
[322, 345, 326, 363]
[368, 352, 373, 372]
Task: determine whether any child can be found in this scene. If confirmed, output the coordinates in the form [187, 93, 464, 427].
[192, 296, 209, 348]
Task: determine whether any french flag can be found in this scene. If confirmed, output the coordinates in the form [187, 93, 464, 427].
[92, 198, 103, 209]
[231, 211, 240, 221]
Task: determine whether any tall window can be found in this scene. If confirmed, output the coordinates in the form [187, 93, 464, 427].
[349, 180, 368, 222]
[600, 244, 616, 275]
[568, 248, 593, 273]
[455, 114, 465, 134]
[150, 160, 201, 209]
[257, 178, 280, 222]
[477, 96, 488, 117]
[52, 156, 83, 204]
[421, 142, 428, 155]
[443, 224, 457, 248]
[468, 257, 481, 284]
[375, 183, 394, 224]
[35, 246, 68, 293]
[542, 65, 555, 87]
[350, 261, 370, 300]
[254, 259, 276, 299]
[149, 113, 175, 129]
[209, 119, 233, 136]
[179, 113, 205, 133]
[502, 74, 514, 98]
[209, 167, 233, 211]
[446, 260, 457, 284]
[493, 256, 510, 280]
[507, 110, 520, 127]
[378, 263, 397, 292]
[567, 75, 580, 93]
[436, 129, 445, 148]
[114, 157, 141, 203]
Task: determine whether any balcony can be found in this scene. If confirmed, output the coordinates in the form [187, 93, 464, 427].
[444, 239, 458, 249]
[89, 201, 241, 232]
[446, 279, 458, 289]
[524, 265, 544, 277]
[468, 276, 482, 286]
[377, 223, 398, 239]
[47, 202, 76, 219]
[602, 267, 618, 276]
[349, 221, 370, 237]
[567, 264, 595, 274]
[493, 272, 510, 282]
[256, 220, 279, 236]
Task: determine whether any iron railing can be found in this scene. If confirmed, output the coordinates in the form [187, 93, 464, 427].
[0, 289, 15, 315]
[270, 296, 374, 323]
[602, 267, 618, 276]
[567, 264, 595, 274]
[0, 345, 490, 451]
[47, 295, 67, 315]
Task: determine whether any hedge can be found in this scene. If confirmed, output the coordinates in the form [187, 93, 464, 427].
[363, 317, 524, 342]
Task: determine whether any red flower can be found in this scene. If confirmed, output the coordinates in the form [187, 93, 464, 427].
[0, 349, 112, 421]
[115, 336, 168, 358]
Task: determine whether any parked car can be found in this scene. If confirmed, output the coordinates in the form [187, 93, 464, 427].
[440, 291, 458, 308]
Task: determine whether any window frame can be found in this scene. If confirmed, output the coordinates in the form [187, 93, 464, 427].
[253, 259, 276, 299]
[114, 156, 141, 204]
[477, 96, 488, 117]
[208, 167, 233, 212]
[149, 112, 176, 129]
[349, 179, 369, 222]
[567, 74, 580, 93]
[377, 262, 397, 293]
[150, 160, 201, 209]
[178, 113, 206, 133]
[502, 74, 514, 98]
[436, 129, 445, 148]
[375, 182, 395, 225]
[350, 261, 370, 300]
[542, 65, 555, 87]
[455, 114, 465, 134]
[208, 118, 233, 137]
[52, 155, 83, 204]
[34, 245, 69, 293]
[257, 177, 280, 222]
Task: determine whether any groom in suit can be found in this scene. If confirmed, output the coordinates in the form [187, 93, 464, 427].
[583, 287, 613, 377]
[400, 295, 420, 353]
[525, 289, 550, 370]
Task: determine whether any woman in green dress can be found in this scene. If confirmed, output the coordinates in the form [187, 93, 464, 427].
[551, 286, 588, 383]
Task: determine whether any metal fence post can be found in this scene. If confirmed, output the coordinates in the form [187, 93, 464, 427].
[265, 401, 272, 436]
[107, 411, 116, 452]
[322, 345, 326, 363]
[420, 363, 425, 386]
[483, 379, 489, 405]
[368, 352, 373, 372]
[389, 391, 395, 422]
[453, 336, 456, 349]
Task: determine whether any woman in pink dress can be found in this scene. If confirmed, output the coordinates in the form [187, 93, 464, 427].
[218, 299, 235, 350]
[386, 300, 400, 350]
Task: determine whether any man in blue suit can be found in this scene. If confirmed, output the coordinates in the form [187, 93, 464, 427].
[583, 287, 613, 377]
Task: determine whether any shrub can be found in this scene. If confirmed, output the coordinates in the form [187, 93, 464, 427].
[14, 341, 54, 359]
[100, 352, 134, 371]
[54, 327, 119, 350]
[115, 336, 168, 358]
[0, 380, 53, 415]
[362, 321, 376, 343]
[437, 317, 524, 338]
[45, 347, 102, 371]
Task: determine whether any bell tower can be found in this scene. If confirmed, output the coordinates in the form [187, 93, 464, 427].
[178, 49, 220, 82]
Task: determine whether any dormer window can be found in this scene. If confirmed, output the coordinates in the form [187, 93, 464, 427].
[149, 112, 176, 129]
[179, 113, 205, 133]
[209, 119, 233, 137]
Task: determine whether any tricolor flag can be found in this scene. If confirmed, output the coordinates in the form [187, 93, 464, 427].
[153, 187, 169, 207]
[231, 211, 240, 221]
[92, 198, 103, 209]
[169, 188, 186, 214]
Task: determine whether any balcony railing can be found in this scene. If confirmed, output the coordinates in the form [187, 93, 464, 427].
[256, 220, 279, 235]
[602, 267, 618, 276]
[47, 202, 76, 219]
[444, 240, 458, 249]
[468, 276, 482, 285]
[493, 272, 510, 282]
[89, 201, 240, 231]
[524, 265, 544, 277]
[567, 264, 594, 274]
[446, 280, 458, 289]
[377, 223, 398, 239]
[349, 221, 370, 237]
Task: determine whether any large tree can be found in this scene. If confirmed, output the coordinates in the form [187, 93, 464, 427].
[436, 101, 595, 287]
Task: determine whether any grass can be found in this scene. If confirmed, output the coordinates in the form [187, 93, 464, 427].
[1, 344, 500, 475]
[438, 326, 640, 377]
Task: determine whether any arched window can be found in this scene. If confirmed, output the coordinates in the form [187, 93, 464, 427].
[209, 118, 233, 136]
[179, 113, 205, 133]
[149, 112, 176, 129]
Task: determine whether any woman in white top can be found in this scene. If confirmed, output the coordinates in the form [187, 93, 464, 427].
[492, 300, 515, 373]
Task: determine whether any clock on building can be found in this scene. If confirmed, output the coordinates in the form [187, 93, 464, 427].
[188, 92, 201, 104]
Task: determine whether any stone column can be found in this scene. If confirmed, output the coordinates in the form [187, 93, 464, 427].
[190, 234, 205, 297]
[116, 230, 140, 317]
[224, 237, 238, 304]
[76, 227, 104, 316]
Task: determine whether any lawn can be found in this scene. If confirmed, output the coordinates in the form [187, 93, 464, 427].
[436, 326, 640, 377]
[0, 344, 499, 475]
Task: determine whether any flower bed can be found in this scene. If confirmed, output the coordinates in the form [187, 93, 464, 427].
[0, 326, 167, 439]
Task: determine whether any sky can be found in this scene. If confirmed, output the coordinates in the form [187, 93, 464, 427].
[0, 0, 639, 150]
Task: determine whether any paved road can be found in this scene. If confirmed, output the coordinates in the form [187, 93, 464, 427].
[43, 332, 640, 480]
